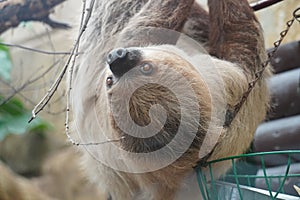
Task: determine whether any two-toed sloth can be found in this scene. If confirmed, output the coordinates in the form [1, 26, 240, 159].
[71, 0, 271, 199]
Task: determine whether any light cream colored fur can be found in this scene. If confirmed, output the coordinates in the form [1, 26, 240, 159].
[71, 0, 271, 199]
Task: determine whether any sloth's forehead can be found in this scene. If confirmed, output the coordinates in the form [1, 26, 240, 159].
[136, 46, 186, 61]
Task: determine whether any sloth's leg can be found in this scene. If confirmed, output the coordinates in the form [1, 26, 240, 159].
[208, 0, 265, 75]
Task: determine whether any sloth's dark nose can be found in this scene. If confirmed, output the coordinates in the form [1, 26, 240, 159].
[107, 48, 128, 65]
[107, 48, 141, 77]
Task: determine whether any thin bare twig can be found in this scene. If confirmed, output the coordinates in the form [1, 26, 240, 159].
[29, 0, 96, 123]
[0, 79, 65, 115]
[1, 56, 66, 105]
[73, 137, 126, 146]
[65, 0, 87, 145]
[60, 0, 125, 146]
[0, 42, 72, 55]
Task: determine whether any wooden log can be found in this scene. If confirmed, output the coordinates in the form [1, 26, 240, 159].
[268, 41, 300, 74]
[255, 163, 300, 196]
[267, 68, 300, 120]
[253, 115, 300, 166]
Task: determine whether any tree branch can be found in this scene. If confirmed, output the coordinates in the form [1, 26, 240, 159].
[250, 0, 284, 11]
[0, 0, 286, 35]
[0, 0, 69, 35]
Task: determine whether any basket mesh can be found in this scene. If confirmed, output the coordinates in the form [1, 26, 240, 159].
[196, 150, 300, 200]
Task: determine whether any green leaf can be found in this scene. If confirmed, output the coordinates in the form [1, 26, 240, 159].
[0, 98, 24, 116]
[0, 43, 12, 81]
[0, 96, 52, 141]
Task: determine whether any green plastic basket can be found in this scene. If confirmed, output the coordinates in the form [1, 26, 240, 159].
[196, 150, 300, 200]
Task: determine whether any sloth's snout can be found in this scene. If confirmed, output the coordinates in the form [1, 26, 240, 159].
[107, 48, 128, 65]
[107, 48, 142, 77]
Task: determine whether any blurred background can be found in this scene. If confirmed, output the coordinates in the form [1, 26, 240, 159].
[0, 0, 299, 199]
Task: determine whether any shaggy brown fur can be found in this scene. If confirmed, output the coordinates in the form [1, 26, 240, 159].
[71, 0, 271, 199]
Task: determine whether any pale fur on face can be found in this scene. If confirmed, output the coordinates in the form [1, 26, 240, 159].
[71, 0, 271, 199]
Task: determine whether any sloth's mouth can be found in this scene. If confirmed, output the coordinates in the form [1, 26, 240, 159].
[110, 102, 181, 153]
[110, 104, 180, 153]
[120, 133, 175, 153]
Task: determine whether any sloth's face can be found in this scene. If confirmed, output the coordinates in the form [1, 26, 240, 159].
[104, 46, 209, 154]
[105, 46, 196, 88]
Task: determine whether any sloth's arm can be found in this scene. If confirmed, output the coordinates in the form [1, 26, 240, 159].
[208, 0, 265, 75]
[183, 2, 209, 46]
[130, 0, 194, 30]
[117, 0, 195, 47]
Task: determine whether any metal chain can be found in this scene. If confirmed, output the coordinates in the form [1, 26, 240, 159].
[224, 6, 300, 127]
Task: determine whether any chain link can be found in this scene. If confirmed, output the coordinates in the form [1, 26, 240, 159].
[224, 6, 300, 127]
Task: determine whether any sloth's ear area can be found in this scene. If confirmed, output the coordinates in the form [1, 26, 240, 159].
[107, 48, 142, 77]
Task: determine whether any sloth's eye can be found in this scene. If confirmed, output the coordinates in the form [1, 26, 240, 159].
[106, 76, 113, 86]
[140, 63, 153, 75]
